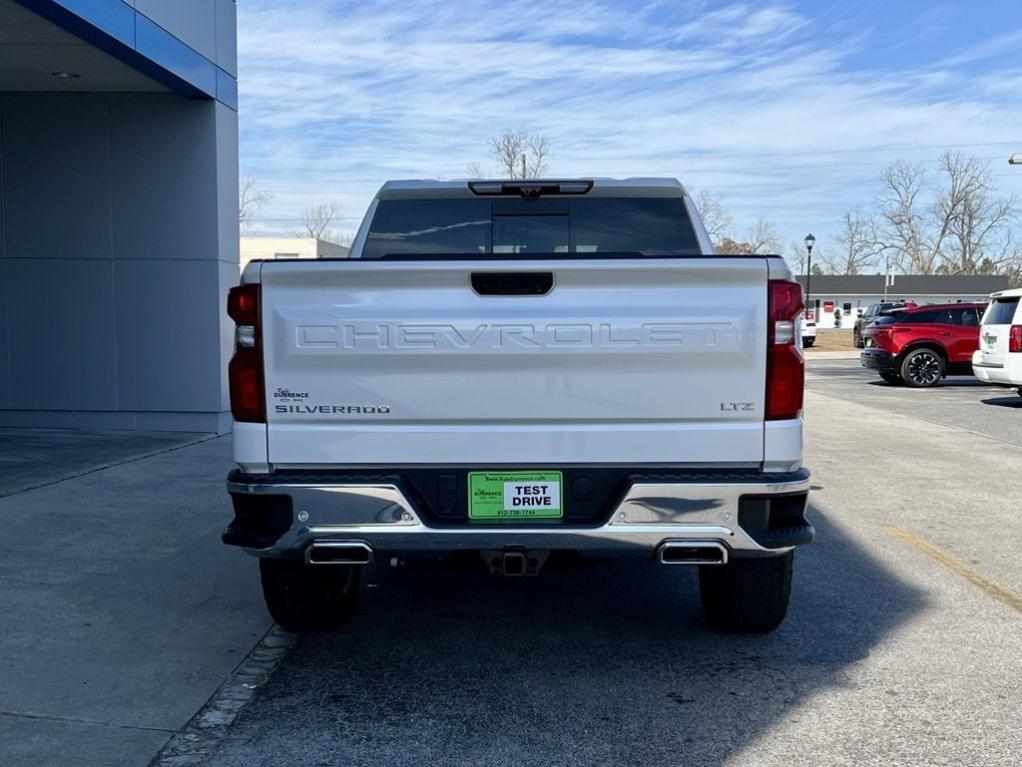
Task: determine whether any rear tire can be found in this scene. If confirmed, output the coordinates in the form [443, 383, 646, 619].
[900, 348, 944, 388]
[802, 337, 815, 348]
[259, 558, 360, 632]
[879, 372, 902, 385]
[699, 551, 793, 633]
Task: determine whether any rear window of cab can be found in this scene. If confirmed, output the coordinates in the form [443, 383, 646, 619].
[362, 197, 702, 258]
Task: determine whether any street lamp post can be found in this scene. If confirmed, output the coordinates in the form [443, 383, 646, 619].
[804, 233, 816, 321]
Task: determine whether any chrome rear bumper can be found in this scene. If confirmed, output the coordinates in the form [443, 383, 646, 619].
[225, 468, 812, 560]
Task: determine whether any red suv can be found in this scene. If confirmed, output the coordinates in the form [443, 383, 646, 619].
[860, 303, 985, 387]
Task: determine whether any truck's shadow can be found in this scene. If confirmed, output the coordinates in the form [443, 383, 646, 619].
[981, 395, 1022, 409]
[217, 509, 923, 765]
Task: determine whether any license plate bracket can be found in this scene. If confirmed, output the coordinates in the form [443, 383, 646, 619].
[468, 471, 563, 520]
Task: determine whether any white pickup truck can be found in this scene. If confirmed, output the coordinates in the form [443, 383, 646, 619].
[224, 178, 813, 633]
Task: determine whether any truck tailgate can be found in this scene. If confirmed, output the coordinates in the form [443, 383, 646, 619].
[259, 258, 769, 466]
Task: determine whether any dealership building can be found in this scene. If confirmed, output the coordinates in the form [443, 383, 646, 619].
[798, 274, 1010, 329]
[0, 0, 238, 432]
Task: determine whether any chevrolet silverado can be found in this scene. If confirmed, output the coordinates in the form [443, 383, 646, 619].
[223, 178, 813, 633]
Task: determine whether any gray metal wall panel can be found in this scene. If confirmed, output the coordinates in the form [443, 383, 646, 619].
[0, 92, 235, 430]
[109, 96, 219, 260]
[114, 258, 221, 411]
[215, 258, 235, 408]
[1, 96, 113, 261]
[6, 258, 118, 409]
[215, 100, 239, 266]
[134, 0, 216, 61]
[0, 261, 10, 409]
[214, 0, 237, 77]
[214, 101, 239, 411]
[0, 409, 227, 431]
[0, 103, 8, 409]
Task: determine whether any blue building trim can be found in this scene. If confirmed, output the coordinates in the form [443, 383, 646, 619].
[13, 0, 238, 111]
[48, 0, 135, 46]
[216, 67, 239, 111]
[135, 12, 217, 96]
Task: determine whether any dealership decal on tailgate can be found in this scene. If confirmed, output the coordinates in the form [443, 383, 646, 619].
[468, 472, 563, 519]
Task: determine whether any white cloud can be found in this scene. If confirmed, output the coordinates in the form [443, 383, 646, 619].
[237, 0, 1022, 251]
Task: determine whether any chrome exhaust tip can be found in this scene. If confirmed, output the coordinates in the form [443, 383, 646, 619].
[306, 541, 374, 565]
[657, 541, 728, 566]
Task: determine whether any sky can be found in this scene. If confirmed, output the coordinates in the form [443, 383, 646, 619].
[236, 0, 1022, 259]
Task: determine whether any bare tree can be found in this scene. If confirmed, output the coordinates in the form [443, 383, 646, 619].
[828, 209, 883, 275]
[937, 152, 1018, 275]
[489, 130, 551, 178]
[715, 220, 781, 255]
[746, 218, 782, 254]
[787, 240, 809, 275]
[877, 160, 933, 273]
[290, 202, 343, 241]
[466, 162, 490, 179]
[239, 177, 272, 231]
[875, 152, 1019, 275]
[693, 189, 732, 245]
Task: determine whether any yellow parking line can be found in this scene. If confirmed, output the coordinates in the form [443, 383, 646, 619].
[883, 526, 1022, 615]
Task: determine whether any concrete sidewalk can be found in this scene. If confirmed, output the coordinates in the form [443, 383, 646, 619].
[0, 434, 270, 766]
[0, 427, 202, 498]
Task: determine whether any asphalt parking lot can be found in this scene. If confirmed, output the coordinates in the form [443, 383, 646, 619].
[807, 357, 1022, 448]
[2, 359, 1020, 766]
[194, 358, 1022, 767]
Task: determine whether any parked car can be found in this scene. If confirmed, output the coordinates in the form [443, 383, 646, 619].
[860, 303, 985, 387]
[972, 289, 1022, 396]
[222, 177, 813, 634]
[802, 310, 817, 348]
[853, 302, 914, 348]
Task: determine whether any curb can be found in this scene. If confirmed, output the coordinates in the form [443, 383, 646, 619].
[148, 625, 297, 766]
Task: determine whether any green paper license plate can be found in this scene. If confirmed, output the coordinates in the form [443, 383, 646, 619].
[468, 471, 563, 520]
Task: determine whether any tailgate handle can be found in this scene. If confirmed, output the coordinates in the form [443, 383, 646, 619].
[471, 272, 553, 296]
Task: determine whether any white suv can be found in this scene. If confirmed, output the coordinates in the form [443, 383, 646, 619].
[972, 289, 1022, 395]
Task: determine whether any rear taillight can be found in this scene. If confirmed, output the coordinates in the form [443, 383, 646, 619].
[228, 284, 259, 325]
[1010, 325, 1022, 354]
[227, 284, 265, 423]
[767, 280, 805, 421]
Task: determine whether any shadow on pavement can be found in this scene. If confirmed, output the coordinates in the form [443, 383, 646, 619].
[206, 510, 923, 766]
[981, 395, 1022, 409]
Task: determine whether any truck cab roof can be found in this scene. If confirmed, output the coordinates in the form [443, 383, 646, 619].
[376, 177, 688, 200]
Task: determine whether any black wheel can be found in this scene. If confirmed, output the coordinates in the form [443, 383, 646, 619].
[879, 372, 902, 385]
[802, 337, 815, 348]
[259, 558, 361, 632]
[699, 551, 793, 633]
[900, 348, 944, 388]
